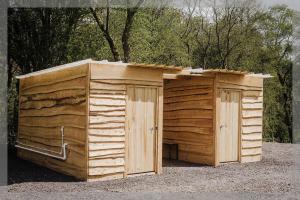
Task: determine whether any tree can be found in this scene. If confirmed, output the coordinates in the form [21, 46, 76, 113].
[90, 0, 144, 62]
[7, 8, 84, 146]
[259, 5, 293, 142]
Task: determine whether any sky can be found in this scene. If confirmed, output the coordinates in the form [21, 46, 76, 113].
[261, 0, 300, 10]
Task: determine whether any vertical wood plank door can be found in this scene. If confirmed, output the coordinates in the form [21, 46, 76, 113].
[218, 90, 240, 162]
[127, 86, 158, 174]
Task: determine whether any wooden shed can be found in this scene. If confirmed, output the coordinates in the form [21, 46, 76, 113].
[162, 69, 271, 166]
[15, 59, 181, 181]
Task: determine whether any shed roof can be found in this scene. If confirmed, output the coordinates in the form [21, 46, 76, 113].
[163, 68, 272, 79]
[16, 59, 182, 79]
[15, 59, 272, 79]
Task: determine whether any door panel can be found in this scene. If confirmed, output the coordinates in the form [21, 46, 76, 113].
[127, 86, 157, 174]
[218, 90, 240, 162]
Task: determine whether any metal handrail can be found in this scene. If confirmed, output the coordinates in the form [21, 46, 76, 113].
[15, 126, 68, 160]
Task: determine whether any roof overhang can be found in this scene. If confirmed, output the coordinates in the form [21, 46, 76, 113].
[16, 59, 183, 79]
[163, 68, 273, 79]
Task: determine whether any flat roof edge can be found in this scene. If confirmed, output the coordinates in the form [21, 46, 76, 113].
[16, 59, 94, 79]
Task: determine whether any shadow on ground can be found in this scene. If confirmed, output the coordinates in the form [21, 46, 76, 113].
[8, 149, 206, 185]
[8, 149, 78, 184]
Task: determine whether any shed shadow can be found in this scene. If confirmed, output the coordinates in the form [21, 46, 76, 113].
[8, 150, 78, 185]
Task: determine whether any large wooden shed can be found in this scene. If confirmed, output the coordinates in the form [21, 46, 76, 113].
[162, 69, 271, 166]
[15, 59, 181, 181]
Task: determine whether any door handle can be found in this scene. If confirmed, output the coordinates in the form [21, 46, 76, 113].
[150, 126, 158, 134]
[220, 125, 226, 129]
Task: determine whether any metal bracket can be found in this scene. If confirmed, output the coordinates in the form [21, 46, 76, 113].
[15, 126, 68, 160]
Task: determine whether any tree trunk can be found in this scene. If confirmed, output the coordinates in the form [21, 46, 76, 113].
[122, 9, 136, 63]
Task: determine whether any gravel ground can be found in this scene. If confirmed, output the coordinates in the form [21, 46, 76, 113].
[2, 142, 300, 199]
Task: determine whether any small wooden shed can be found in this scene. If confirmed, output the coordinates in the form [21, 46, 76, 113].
[162, 69, 271, 166]
[15, 59, 181, 181]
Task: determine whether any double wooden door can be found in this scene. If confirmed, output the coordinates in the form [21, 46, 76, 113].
[217, 90, 240, 163]
[126, 86, 158, 174]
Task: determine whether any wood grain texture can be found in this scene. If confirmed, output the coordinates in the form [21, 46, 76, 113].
[90, 63, 163, 82]
[87, 73, 163, 180]
[240, 91, 263, 162]
[17, 64, 88, 180]
[163, 77, 215, 165]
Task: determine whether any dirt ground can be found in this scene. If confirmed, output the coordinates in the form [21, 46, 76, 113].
[2, 142, 300, 199]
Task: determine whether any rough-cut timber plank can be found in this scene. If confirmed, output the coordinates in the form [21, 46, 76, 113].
[217, 74, 263, 88]
[20, 97, 85, 110]
[241, 147, 262, 156]
[89, 153, 125, 159]
[88, 129, 125, 136]
[22, 77, 86, 95]
[90, 105, 125, 112]
[164, 88, 212, 98]
[242, 102, 263, 109]
[164, 109, 213, 119]
[164, 131, 213, 143]
[89, 166, 125, 176]
[165, 85, 213, 92]
[89, 116, 125, 124]
[217, 82, 263, 91]
[26, 89, 86, 101]
[242, 117, 262, 126]
[90, 94, 125, 100]
[18, 133, 85, 146]
[179, 151, 214, 165]
[89, 98, 125, 106]
[91, 63, 163, 82]
[242, 110, 263, 118]
[18, 126, 85, 142]
[241, 132, 262, 140]
[240, 154, 261, 163]
[242, 126, 262, 134]
[20, 64, 88, 91]
[88, 135, 125, 142]
[90, 82, 126, 91]
[19, 115, 86, 129]
[164, 118, 212, 127]
[164, 99, 213, 111]
[90, 89, 126, 95]
[87, 173, 124, 182]
[164, 94, 213, 103]
[89, 123, 125, 129]
[89, 149, 125, 158]
[20, 100, 57, 110]
[89, 142, 125, 150]
[241, 140, 262, 148]
[89, 157, 125, 167]
[89, 110, 125, 117]
[164, 77, 213, 89]
[242, 96, 263, 103]
[20, 103, 86, 117]
[178, 143, 213, 155]
[92, 79, 162, 86]
[242, 91, 263, 97]
[163, 126, 212, 134]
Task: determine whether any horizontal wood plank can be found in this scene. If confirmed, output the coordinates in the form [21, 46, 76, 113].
[164, 109, 213, 119]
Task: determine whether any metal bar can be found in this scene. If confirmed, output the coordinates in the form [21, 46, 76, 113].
[15, 126, 68, 160]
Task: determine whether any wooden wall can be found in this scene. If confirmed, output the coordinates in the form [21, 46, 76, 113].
[17, 64, 89, 180]
[216, 74, 263, 163]
[87, 63, 163, 181]
[163, 76, 215, 165]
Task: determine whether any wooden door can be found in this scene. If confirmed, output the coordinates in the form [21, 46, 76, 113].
[218, 90, 240, 162]
[126, 86, 158, 174]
